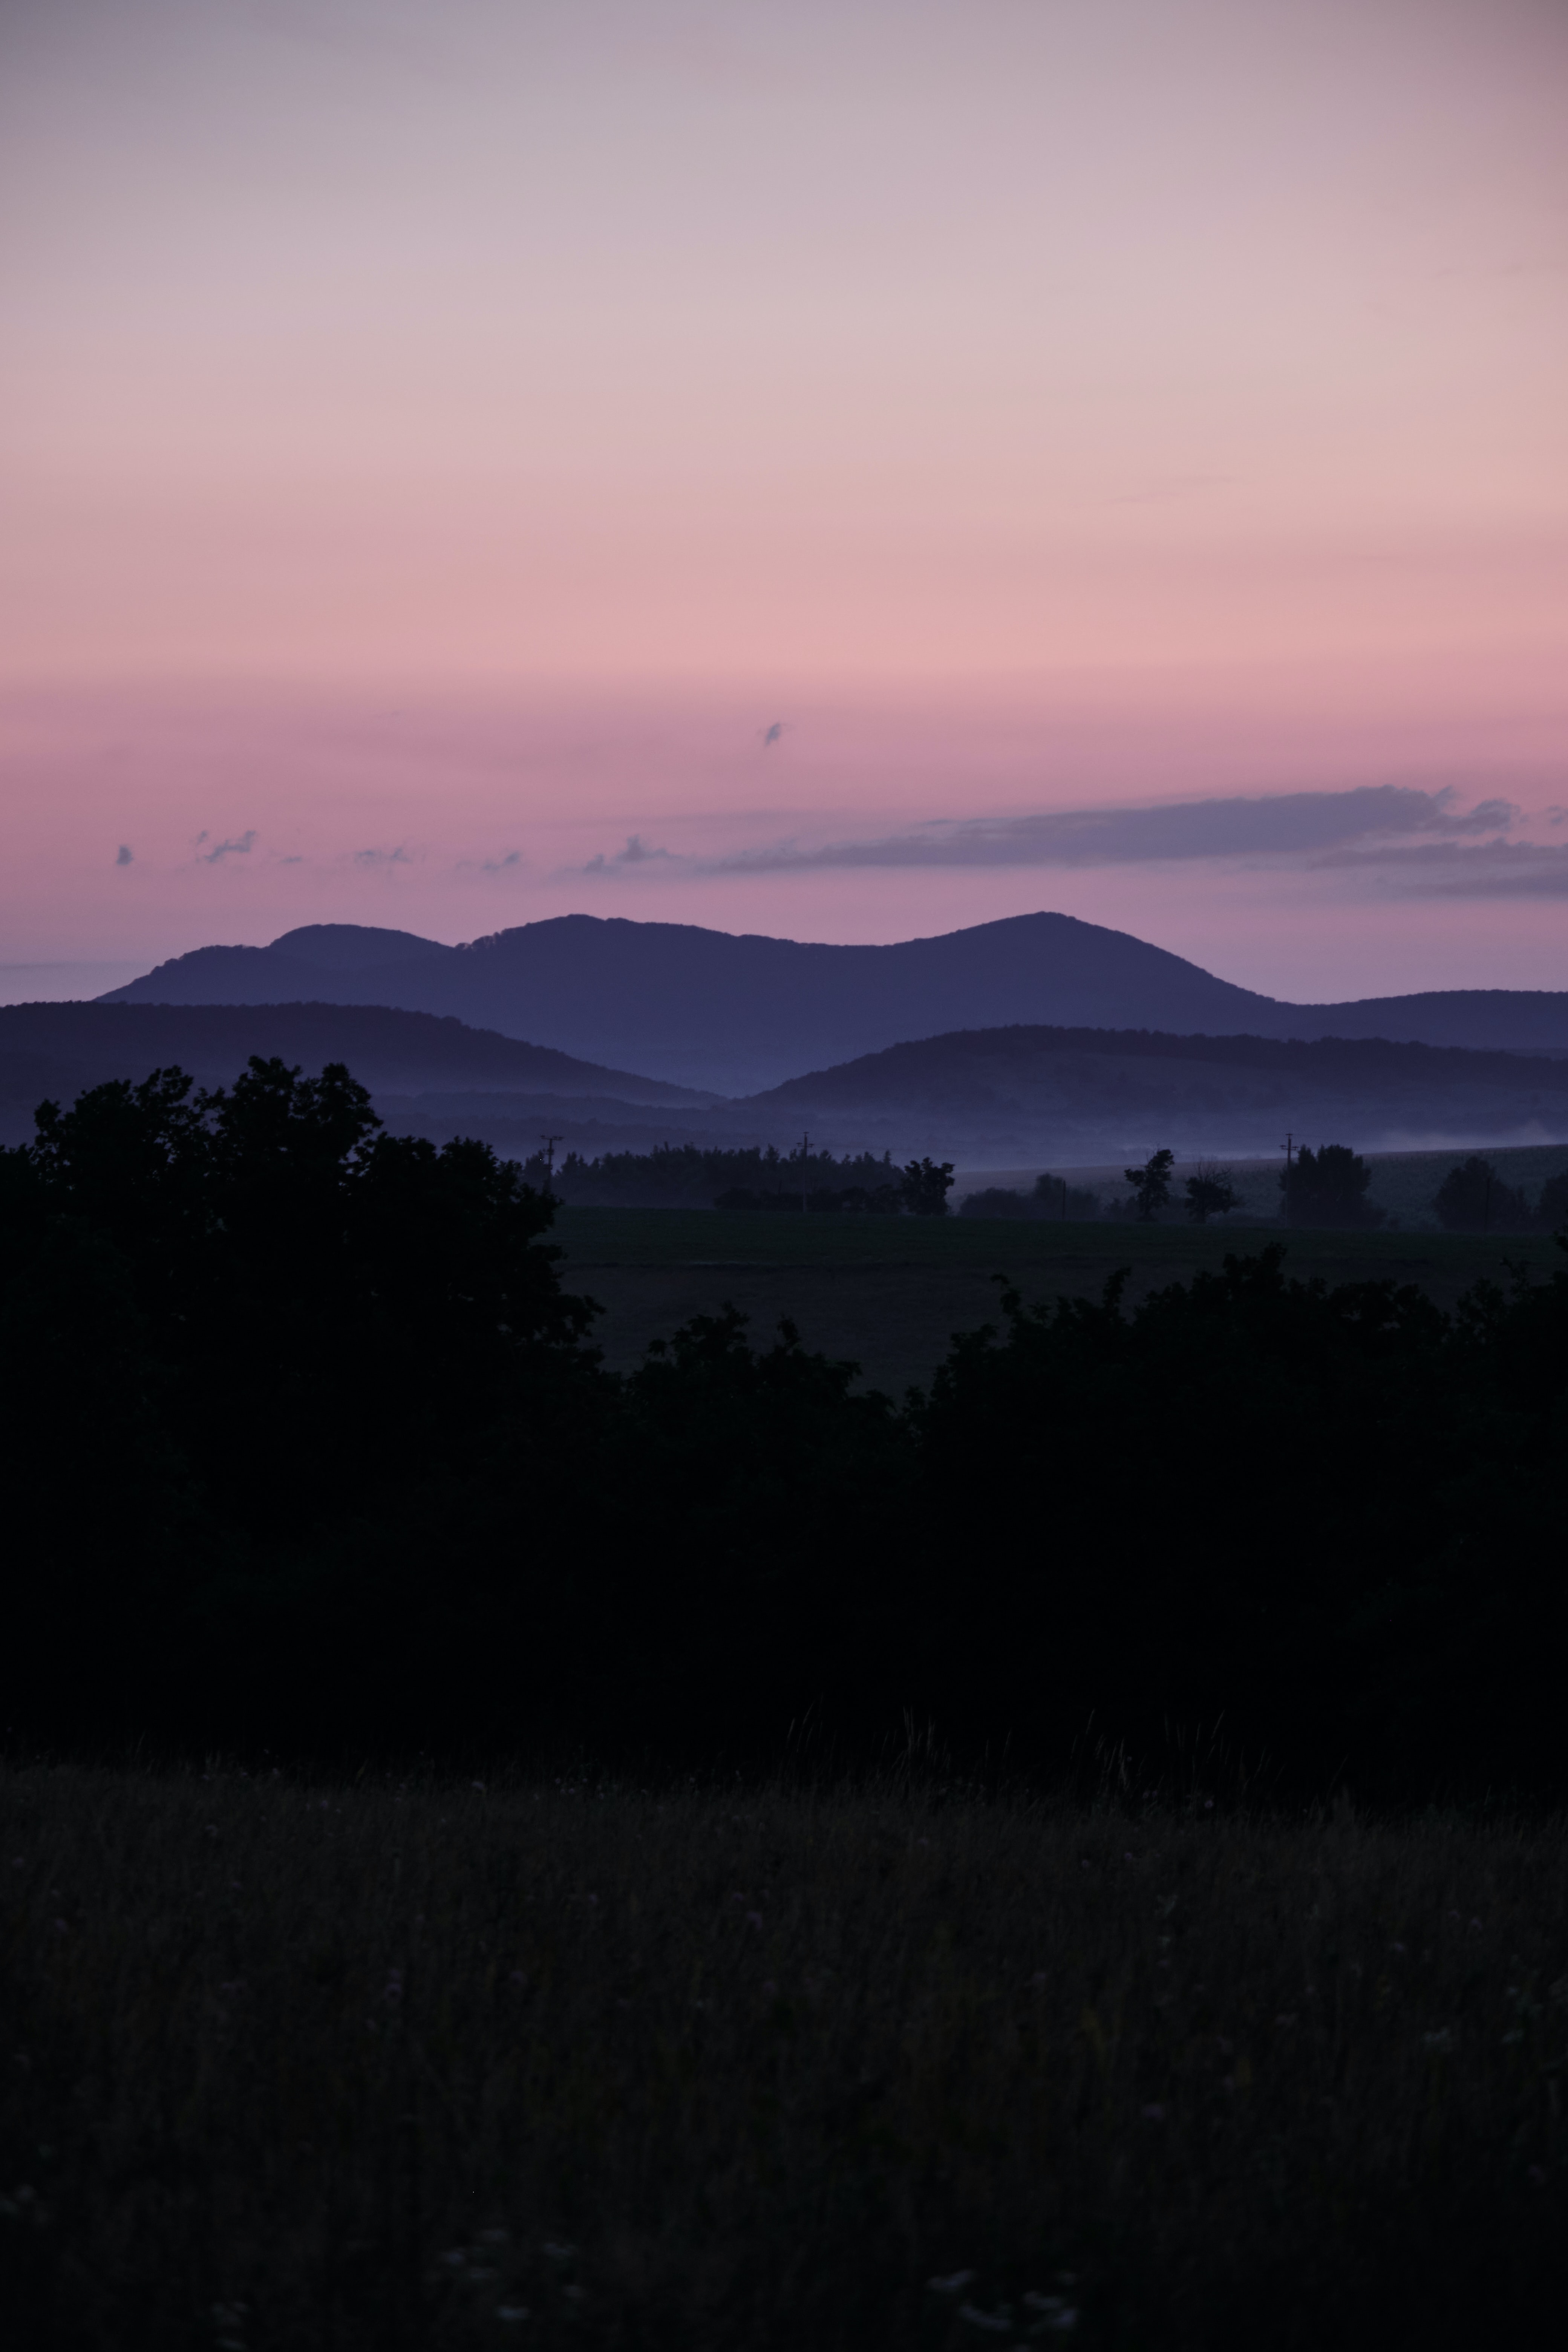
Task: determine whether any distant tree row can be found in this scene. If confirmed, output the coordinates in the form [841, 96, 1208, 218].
[519, 1139, 958, 1216]
[1432, 1154, 1568, 1234]
[716, 1155, 957, 1216]
[961, 1150, 1243, 1226]
[963, 1144, 1568, 1233]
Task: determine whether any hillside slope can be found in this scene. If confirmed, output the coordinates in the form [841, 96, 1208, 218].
[8, 1000, 1568, 1165]
[739, 1025, 1568, 1161]
[0, 1001, 714, 1146]
[102, 913, 1568, 1091]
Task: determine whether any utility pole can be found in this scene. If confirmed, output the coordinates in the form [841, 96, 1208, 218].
[539, 1134, 562, 1197]
[799, 1130, 810, 1214]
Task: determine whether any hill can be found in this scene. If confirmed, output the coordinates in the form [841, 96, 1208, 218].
[12, 999, 1568, 1166]
[739, 1024, 1568, 1162]
[0, 1001, 714, 1146]
[101, 912, 1568, 1093]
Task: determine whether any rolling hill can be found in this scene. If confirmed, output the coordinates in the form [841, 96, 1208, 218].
[0, 1001, 715, 1148]
[6, 996, 1568, 1167]
[102, 913, 1568, 1095]
[737, 1025, 1568, 1163]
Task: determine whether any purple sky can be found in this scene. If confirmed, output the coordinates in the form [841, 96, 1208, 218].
[2, 0, 1565, 1001]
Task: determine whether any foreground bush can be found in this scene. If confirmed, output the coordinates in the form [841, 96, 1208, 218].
[2, 1766, 1565, 2352]
[3, 1061, 1567, 1793]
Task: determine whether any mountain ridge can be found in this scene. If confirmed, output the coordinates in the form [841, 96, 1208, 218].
[100, 912, 1568, 1092]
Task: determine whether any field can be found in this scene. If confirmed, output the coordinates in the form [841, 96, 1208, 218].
[552, 1205, 1564, 1392]
[4, 1765, 1565, 2351]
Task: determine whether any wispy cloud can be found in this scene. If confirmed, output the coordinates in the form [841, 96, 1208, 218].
[567, 783, 1565, 896]
[194, 830, 257, 864]
[114, 844, 133, 867]
[582, 834, 678, 873]
[701, 786, 1515, 875]
[352, 845, 414, 870]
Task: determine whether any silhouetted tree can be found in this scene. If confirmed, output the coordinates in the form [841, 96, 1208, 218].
[900, 1157, 956, 1217]
[959, 1186, 1035, 1221]
[1432, 1155, 1532, 1234]
[1537, 1167, 1568, 1233]
[1184, 1163, 1240, 1224]
[1278, 1143, 1385, 1229]
[1124, 1148, 1175, 1221]
[1032, 1173, 1102, 1219]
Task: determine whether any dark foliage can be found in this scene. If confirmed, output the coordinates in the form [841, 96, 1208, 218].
[1184, 1162, 1240, 1223]
[714, 1182, 904, 1214]
[958, 1185, 1038, 1221]
[528, 1140, 900, 1209]
[1279, 1142, 1386, 1228]
[959, 1176, 1103, 1221]
[1034, 1172, 1104, 1219]
[1432, 1154, 1538, 1233]
[1124, 1147, 1176, 1221]
[4, 1064, 1568, 1796]
[900, 1156, 957, 1217]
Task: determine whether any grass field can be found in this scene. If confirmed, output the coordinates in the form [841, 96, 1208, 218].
[5, 1766, 1565, 2351]
[552, 1207, 1563, 1391]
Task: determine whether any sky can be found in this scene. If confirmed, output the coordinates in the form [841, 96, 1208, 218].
[2, 0, 1565, 1003]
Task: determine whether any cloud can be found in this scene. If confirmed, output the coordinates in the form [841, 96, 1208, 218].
[352, 845, 413, 869]
[702, 786, 1515, 875]
[194, 830, 257, 864]
[115, 844, 133, 867]
[581, 834, 677, 873]
[479, 850, 523, 873]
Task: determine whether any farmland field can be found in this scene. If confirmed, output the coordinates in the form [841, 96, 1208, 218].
[552, 1207, 1564, 1393]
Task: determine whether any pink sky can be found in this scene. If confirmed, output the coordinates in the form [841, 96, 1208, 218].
[2, 0, 1565, 1001]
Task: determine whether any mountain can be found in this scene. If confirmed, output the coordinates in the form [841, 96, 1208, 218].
[0, 1001, 715, 1147]
[738, 1026, 1568, 1163]
[101, 913, 1568, 1093]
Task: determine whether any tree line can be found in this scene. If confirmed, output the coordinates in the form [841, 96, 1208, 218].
[3, 1058, 1566, 1795]
[518, 1139, 956, 1214]
[964, 1144, 1568, 1231]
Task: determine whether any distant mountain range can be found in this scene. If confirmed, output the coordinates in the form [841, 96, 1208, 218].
[6, 996, 1568, 1166]
[100, 913, 1568, 1095]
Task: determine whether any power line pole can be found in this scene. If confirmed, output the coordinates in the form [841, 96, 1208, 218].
[799, 1130, 810, 1214]
[539, 1134, 562, 1197]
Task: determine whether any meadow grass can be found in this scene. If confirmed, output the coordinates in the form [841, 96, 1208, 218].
[4, 1766, 1566, 2349]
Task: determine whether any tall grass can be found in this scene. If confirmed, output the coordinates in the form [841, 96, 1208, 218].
[3, 1766, 1565, 2349]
